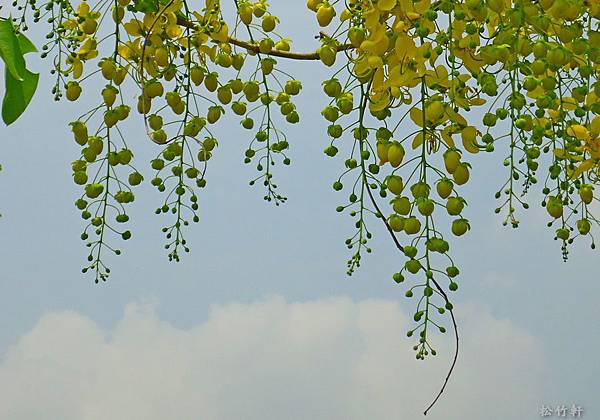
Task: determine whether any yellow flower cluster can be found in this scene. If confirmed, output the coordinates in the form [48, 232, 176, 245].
[309, 0, 490, 161]
[62, 1, 101, 78]
[118, 0, 231, 79]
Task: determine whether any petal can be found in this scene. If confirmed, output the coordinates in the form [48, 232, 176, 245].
[412, 132, 424, 149]
[378, 0, 397, 11]
[410, 107, 423, 127]
[571, 159, 595, 179]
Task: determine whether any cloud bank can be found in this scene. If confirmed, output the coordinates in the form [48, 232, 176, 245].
[0, 296, 546, 420]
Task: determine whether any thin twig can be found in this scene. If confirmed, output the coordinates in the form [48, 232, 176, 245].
[422, 280, 459, 416]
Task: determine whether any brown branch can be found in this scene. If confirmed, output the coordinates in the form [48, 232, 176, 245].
[176, 17, 354, 60]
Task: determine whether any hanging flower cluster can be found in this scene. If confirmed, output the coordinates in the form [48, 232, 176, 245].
[7, 0, 600, 410]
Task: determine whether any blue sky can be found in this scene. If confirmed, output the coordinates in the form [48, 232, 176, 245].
[0, 1, 598, 419]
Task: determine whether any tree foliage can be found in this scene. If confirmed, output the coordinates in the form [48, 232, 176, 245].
[3, 0, 600, 412]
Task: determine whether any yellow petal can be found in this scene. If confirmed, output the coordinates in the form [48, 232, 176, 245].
[548, 109, 560, 120]
[441, 127, 455, 148]
[470, 97, 486, 106]
[77, 1, 90, 15]
[211, 23, 229, 42]
[199, 45, 217, 60]
[369, 90, 391, 113]
[62, 19, 78, 30]
[446, 107, 467, 127]
[368, 55, 384, 70]
[73, 60, 83, 79]
[414, 0, 431, 13]
[364, 8, 380, 31]
[378, 0, 397, 11]
[526, 85, 545, 99]
[77, 38, 96, 56]
[388, 65, 416, 87]
[591, 116, 600, 136]
[571, 159, 595, 179]
[353, 55, 372, 78]
[166, 24, 182, 38]
[124, 20, 142, 36]
[410, 107, 423, 127]
[566, 124, 590, 140]
[461, 126, 479, 154]
[373, 67, 385, 89]
[586, 91, 598, 107]
[454, 49, 484, 74]
[412, 132, 424, 149]
[395, 33, 416, 60]
[195, 32, 209, 46]
[361, 27, 389, 56]
[561, 97, 578, 111]
[393, 19, 407, 33]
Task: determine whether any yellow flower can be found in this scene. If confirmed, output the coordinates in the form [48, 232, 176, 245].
[424, 65, 450, 90]
[118, 39, 142, 61]
[583, 139, 600, 159]
[395, 33, 417, 61]
[77, 38, 98, 60]
[124, 19, 143, 36]
[360, 26, 390, 56]
[210, 22, 229, 42]
[388, 64, 419, 88]
[369, 89, 392, 113]
[453, 48, 484, 74]
[77, 1, 90, 16]
[166, 23, 183, 39]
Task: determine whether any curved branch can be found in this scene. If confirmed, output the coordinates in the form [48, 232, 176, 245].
[422, 283, 459, 416]
[176, 17, 354, 60]
[364, 180, 459, 417]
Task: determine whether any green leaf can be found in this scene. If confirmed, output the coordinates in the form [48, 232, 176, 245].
[0, 18, 26, 81]
[17, 32, 37, 55]
[2, 67, 39, 125]
[0, 20, 38, 125]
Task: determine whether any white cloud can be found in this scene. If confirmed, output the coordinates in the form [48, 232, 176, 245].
[0, 296, 547, 420]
